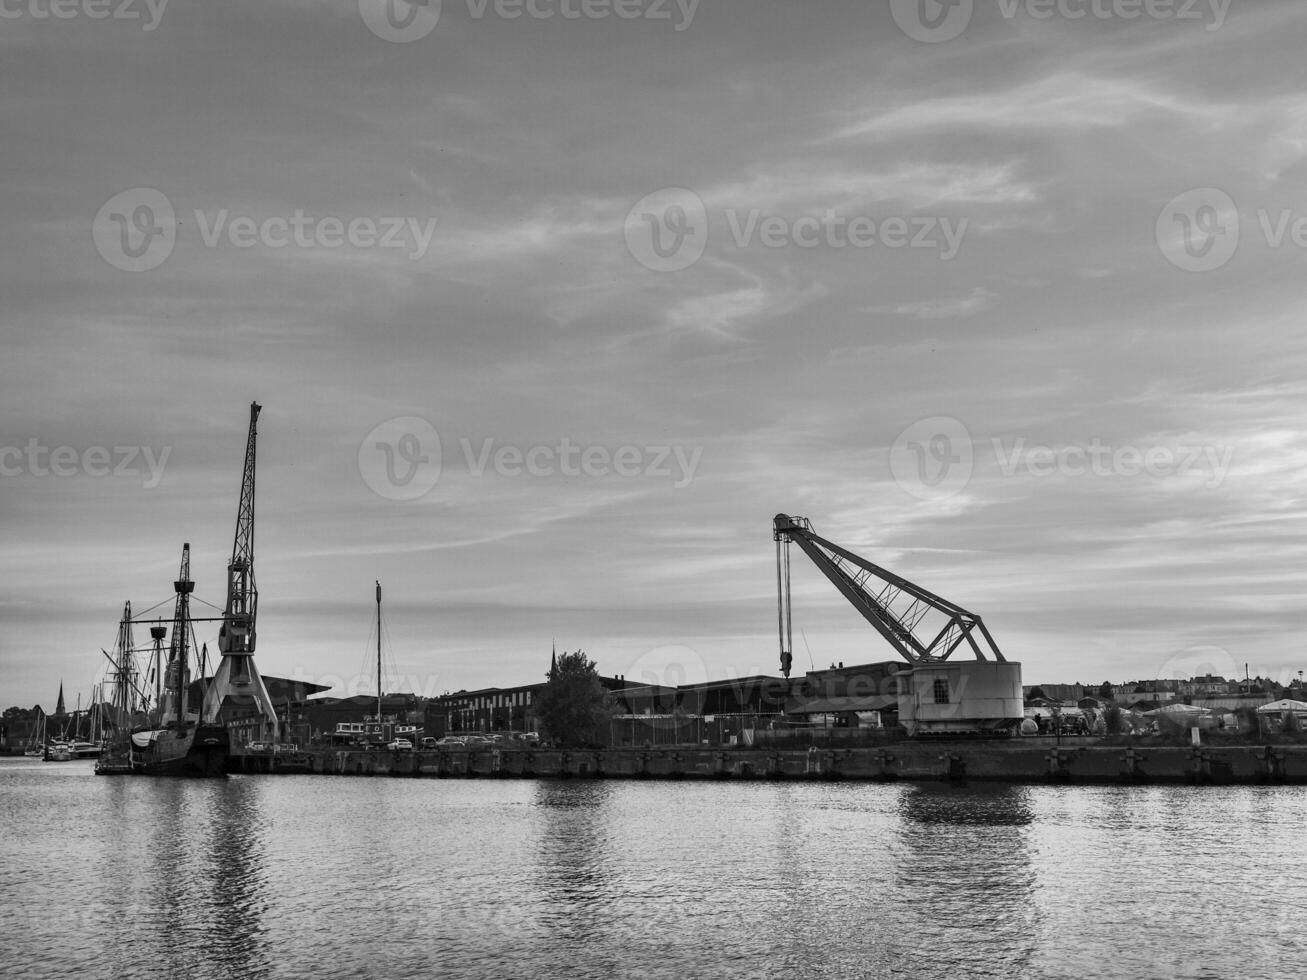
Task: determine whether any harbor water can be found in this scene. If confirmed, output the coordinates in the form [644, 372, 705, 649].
[2, 756, 1304, 980]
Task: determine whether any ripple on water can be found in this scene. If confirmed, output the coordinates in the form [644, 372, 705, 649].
[3, 762, 1307, 980]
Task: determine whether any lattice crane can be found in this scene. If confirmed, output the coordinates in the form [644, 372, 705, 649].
[773, 513, 1005, 678]
[202, 403, 278, 736]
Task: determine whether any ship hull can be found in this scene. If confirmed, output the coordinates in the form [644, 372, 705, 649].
[101, 724, 230, 777]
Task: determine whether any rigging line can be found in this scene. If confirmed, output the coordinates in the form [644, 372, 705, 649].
[800, 629, 815, 672]
[380, 617, 403, 689]
[358, 609, 387, 700]
[132, 596, 175, 618]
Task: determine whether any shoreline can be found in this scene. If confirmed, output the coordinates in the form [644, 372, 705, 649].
[227, 741, 1307, 785]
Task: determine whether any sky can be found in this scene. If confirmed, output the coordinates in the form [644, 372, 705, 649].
[3, 0, 1306, 713]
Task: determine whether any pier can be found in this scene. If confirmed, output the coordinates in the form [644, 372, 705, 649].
[228, 741, 1307, 785]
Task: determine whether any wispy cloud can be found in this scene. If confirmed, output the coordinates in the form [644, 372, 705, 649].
[862, 287, 996, 320]
[833, 71, 1232, 140]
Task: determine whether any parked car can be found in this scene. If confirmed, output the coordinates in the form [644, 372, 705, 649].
[247, 742, 269, 751]
[420, 737, 438, 749]
[387, 739, 413, 751]
[434, 736, 465, 747]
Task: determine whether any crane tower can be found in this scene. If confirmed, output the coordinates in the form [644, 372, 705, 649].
[202, 403, 279, 741]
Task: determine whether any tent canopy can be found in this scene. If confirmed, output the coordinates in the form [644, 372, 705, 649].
[1255, 698, 1307, 714]
[1142, 703, 1210, 716]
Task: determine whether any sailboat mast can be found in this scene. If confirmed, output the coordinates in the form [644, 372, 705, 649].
[376, 580, 382, 725]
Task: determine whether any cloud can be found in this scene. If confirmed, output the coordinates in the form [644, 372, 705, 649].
[833, 71, 1232, 140]
[662, 260, 827, 339]
[862, 287, 996, 320]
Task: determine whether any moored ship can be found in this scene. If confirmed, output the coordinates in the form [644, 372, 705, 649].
[127, 721, 230, 777]
[97, 547, 231, 777]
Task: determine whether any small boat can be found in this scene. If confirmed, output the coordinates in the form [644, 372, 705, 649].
[45, 740, 74, 762]
[70, 741, 101, 759]
[23, 714, 47, 757]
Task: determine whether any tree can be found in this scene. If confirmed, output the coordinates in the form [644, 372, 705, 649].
[1099, 681, 1114, 701]
[1104, 705, 1123, 735]
[534, 650, 613, 748]
[1028, 686, 1046, 701]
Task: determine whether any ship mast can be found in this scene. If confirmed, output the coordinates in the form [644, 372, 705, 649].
[166, 543, 195, 729]
[376, 581, 382, 725]
[115, 603, 138, 719]
[149, 625, 166, 715]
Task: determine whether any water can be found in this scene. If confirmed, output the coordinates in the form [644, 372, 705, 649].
[2, 756, 1304, 980]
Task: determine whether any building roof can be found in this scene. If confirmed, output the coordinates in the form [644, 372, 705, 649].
[787, 695, 896, 714]
[1256, 698, 1307, 713]
[676, 675, 789, 693]
[261, 675, 331, 703]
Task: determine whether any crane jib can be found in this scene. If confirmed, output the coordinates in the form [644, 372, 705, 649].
[773, 513, 1005, 678]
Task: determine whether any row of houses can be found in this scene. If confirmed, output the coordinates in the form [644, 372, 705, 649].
[1027, 676, 1304, 705]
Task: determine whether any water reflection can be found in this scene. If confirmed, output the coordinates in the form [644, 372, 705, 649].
[533, 780, 616, 951]
[147, 779, 204, 979]
[901, 782, 1036, 826]
[204, 777, 272, 980]
[88, 777, 274, 980]
[893, 785, 1040, 979]
[9, 761, 1307, 980]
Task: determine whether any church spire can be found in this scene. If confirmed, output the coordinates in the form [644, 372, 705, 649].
[550, 640, 557, 680]
[55, 681, 65, 716]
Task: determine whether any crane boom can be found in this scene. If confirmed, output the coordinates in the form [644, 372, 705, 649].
[773, 513, 1004, 677]
[219, 402, 259, 656]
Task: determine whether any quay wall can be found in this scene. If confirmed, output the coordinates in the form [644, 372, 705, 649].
[231, 742, 1307, 785]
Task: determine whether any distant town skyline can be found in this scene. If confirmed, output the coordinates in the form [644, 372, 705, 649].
[4, 1, 1307, 710]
